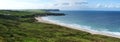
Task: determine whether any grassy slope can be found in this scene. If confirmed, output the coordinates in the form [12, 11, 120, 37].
[0, 10, 120, 42]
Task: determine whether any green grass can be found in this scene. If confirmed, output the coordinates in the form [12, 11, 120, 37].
[22, 9, 47, 13]
[0, 10, 33, 16]
[0, 10, 120, 42]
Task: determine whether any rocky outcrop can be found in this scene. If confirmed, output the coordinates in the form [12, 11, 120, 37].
[40, 9, 60, 11]
[34, 13, 65, 17]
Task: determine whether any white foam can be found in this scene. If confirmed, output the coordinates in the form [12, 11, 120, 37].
[41, 17, 120, 38]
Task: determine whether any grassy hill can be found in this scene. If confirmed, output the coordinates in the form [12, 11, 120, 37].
[0, 10, 120, 42]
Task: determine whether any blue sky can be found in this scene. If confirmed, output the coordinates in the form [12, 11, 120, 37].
[0, 0, 120, 10]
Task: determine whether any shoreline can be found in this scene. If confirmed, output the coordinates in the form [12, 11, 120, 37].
[35, 16, 120, 39]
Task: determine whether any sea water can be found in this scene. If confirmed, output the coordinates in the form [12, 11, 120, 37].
[43, 11, 120, 36]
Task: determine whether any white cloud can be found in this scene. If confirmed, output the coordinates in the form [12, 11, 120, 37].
[0, 0, 40, 9]
[54, 0, 87, 6]
[0, 0, 120, 10]
[52, 0, 87, 10]
[0, 0, 88, 10]
[94, 3, 120, 8]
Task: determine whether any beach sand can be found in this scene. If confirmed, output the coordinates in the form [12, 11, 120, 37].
[35, 17, 120, 39]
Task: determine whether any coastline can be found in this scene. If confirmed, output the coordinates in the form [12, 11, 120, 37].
[35, 16, 120, 39]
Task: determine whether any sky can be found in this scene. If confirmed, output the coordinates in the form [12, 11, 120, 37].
[0, 0, 120, 10]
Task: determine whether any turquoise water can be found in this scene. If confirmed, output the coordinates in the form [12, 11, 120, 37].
[44, 11, 120, 35]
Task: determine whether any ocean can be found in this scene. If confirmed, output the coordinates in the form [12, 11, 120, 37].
[42, 11, 120, 36]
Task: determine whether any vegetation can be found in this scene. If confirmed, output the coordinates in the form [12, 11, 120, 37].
[0, 10, 120, 42]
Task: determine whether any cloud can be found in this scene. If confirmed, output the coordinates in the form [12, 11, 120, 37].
[75, 2, 88, 5]
[94, 3, 120, 8]
[0, 0, 40, 9]
[62, 3, 70, 5]
[52, 0, 88, 10]
[0, 0, 88, 10]
[54, 0, 87, 5]
[0, 0, 120, 10]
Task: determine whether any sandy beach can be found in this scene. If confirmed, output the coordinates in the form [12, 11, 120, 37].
[35, 17, 120, 39]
